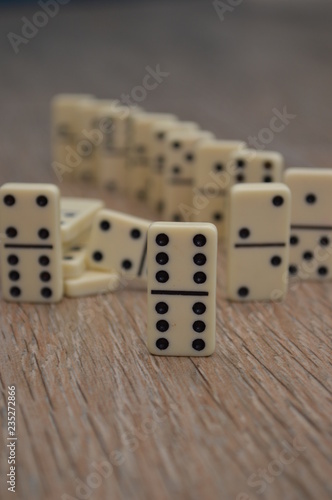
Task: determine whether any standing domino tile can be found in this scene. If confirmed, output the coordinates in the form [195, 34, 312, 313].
[73, 98, 102, 182]
[227, 184, 291, 301]
[284, 168, 332, 280]
[230, 149, 284, 185]
[51, 94, 95, 182]
[0, 183, 63, 303]
[70, 98, 118, 182]
[64, 271, 120, 298]
[148, 120, 199, 213]
[147, 222, 217, 356]
[60, 198, 104, 243]
[127, 112, 177, 200]
[87, 209, 151, 281]
[192, 140, 246, 238]
[163, 130, 214, 222]
[96, 103, 130, 192]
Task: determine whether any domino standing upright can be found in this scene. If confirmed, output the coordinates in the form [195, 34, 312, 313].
[163, 130, 214, 222]
[51, 94, 94, 182]
[87, 209, 151, 283]
[285, 168, 332, 280]
[192, 140, 246, 238]
[147, 120, 199, 213]
[0, 183, 63, 303]
[96, 103, 130, 192]
[230, 149, 284, 185]
[226, 184, 291, 301]
[127, 112, 177, 200]
[73, 98, 102, 182]
[147, 222, 217, 356]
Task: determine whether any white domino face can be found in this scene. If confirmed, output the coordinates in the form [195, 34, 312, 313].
[227, 184, 291, 301]
[285, 168, 332, 280]
[73, 98, 103, 182]
[230, 149, 284, 185]
[193, 140, 246, 237]
[148, 120, 199, 213]
[147, 222, 217, 356]
[60, 198, 104, 243]
[98, 157, 127, 193]
[127, 113, 177, 199]
[163, 130, 214, 222]
[51, 94, 94, 180]
[0, 183, 63, 303]
[87, 209, 151, 280]
[96, 104, 129, 192]
[62, 245, 87, 279]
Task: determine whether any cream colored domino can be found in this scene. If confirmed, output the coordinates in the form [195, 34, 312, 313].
[226, 183, 291, 301]
[64, 270, 120, 297]
[62, 227, 92, 252]
[62, 246, 87, 279]
[147, 222, 217, 356]
[0, 183, 63, 303]
[51, 94, 95, 182]
[60, 198, 104, 243]
[87, 209, 151, 281]
[163, 130, 214, 222]
[73, 98, 102, 182]
[230, 149, 284, 185]
[127, 112, 177, 200]
[96, 103, 135, 192]
[284, 168, 332, 281]
[192, 140, 246, 238]
[148, 120, 199, 213]
[69, 98, 119, 182]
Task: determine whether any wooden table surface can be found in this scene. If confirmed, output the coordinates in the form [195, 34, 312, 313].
[0, 1, 332, 499]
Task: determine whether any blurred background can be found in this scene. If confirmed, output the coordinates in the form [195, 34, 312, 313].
[0, 0, 331, 182]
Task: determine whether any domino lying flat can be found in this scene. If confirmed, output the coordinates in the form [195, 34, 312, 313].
[147, 222, 217, 356]
[87, 209, 151, 282]
[60, 197, 104, 243]
[62, 246, 87, 279]
[227, 184, 291, 301]
[285, 168, 332, 280]
[64, 270, 120, 298]
[0, 183, 63, 303]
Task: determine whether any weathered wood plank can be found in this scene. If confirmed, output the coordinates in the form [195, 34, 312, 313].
[0, 1, 332, 499]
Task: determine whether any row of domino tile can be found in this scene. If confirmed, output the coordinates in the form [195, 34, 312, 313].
[0, 183, 217, 356]
[0, 173, 331, 356]
[51, 93, 285, 239]
[51, 94, 332, 289]
[1, 177, 330, 305]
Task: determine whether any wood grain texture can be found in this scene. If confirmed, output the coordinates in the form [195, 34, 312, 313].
[0, 1, 332, 499]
